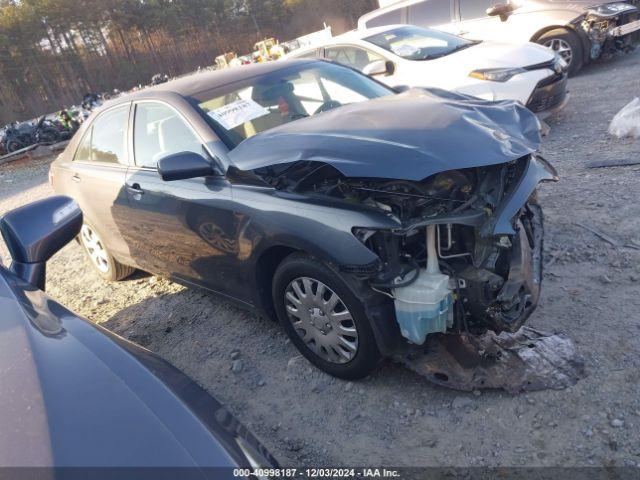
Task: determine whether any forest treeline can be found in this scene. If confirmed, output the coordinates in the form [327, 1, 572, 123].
[0, 0, 376, 123]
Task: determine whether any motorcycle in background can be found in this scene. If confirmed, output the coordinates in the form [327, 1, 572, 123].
[1, 122, 33, 153]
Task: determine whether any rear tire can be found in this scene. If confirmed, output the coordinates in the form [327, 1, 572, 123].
[272, 253, 380, 379]
[79, 223, 135, 281]
[537, 28, 584, 76]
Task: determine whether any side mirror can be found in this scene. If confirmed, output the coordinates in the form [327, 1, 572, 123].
[362, 59, 395, 76]
[0, 196, 82, 290]
[158, 151, 216, 181]
[486, 3, 516, 22]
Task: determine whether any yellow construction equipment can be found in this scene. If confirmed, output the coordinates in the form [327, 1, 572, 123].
[253, 38, 280, 61]
[215, 52, 237, 69]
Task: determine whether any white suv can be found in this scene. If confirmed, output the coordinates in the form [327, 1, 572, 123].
[358, 0, 640, 75]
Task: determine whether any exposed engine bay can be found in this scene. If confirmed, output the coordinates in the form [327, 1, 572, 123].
[580, 2, 640, 59]
[255, 154, 553, 344]
[229, 87, 558, 348]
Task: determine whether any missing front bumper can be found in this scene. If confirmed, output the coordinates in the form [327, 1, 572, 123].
[401, 327, 586, 393]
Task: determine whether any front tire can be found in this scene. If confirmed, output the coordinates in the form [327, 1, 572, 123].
[537, 28, 584, 76]
[272, 253, 380, 379]
[79, 223, 135, 281]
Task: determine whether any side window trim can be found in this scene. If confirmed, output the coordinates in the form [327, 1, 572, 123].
[73, 102, 132, 168]
[453, 0, 461, 22]
[131, 99, 209, 171]
[73, 127, 92, 162]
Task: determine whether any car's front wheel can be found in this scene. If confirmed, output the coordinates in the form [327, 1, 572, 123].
[79, 223, 135, 281]
[272, 253, 380, 379]
[538, 28, 584, 76]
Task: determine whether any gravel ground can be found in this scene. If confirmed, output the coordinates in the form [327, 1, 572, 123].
[1, 52, 640, 468]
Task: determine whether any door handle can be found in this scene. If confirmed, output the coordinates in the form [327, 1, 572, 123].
[126, 183, 145, 196]
[72, 174, 81, 182]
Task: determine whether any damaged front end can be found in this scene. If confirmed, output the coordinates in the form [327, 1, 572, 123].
[260, 154, 557, 344]
[230, 87, 558, 348]
[578, 2, 640, 59]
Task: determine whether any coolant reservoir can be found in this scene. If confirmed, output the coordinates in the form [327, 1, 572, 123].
[392, 225, 453, 345]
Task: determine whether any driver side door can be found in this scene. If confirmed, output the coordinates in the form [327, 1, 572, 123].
[454, 0, 512, 40]
[121, 100, 244, 301]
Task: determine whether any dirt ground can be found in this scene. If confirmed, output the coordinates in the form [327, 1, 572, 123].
[1, 51, 640, 468]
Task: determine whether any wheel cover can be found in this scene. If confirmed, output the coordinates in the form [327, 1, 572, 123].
[80, 225, 110, 273]
[543, 38, 573, 66]
[284, 277, 358, 364]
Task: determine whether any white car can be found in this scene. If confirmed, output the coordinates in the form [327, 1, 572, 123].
[285, 25, 568, 118]
[358, 0, 640, 76]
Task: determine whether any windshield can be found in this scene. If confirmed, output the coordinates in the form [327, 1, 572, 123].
[195, 61, 393, 149]
[365, 26, 475, 61]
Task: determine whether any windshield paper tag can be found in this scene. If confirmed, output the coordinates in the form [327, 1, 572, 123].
[207, 99, 269, 130]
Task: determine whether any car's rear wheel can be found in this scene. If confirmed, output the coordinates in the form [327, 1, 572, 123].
[272, 253, 380, 379]
[79, 223, 135, 281]
[538, 28, 584, 76]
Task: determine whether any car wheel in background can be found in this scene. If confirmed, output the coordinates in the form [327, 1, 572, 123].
[7, 140, 23, 153]
[79, 223, 135, 281]
[538, 28, 584, 76]
[272, 253, 380, 379]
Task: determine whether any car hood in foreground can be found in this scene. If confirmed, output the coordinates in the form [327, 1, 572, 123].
[228, 88, 541, 181]
[0, 267, 276, 470]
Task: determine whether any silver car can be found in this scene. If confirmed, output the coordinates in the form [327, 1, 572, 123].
[359, 0, 640, 75]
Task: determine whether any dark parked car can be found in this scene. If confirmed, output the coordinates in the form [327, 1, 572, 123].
[0, 196, 277, 473]
[51, 59, 558, 379]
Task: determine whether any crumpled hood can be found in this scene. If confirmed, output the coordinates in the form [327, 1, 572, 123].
[229, 88, 541, 181]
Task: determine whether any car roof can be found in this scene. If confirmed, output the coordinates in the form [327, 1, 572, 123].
[105, 59, 318, 104]
[341, 24, 411, 40]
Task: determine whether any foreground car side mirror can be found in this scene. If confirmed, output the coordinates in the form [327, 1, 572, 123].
[0, 196, 82, 290]
[362, 60, 395, 77]
[158, 151, 216, 181]
[486, 2, 516, 22]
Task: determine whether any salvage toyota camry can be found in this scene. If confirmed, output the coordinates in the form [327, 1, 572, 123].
[50, 59, 558, 379]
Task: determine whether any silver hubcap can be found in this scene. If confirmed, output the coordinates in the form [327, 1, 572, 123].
[544, 38, 573, 66]
[81, 225, 110, 273]
[284, 277, 358, 364]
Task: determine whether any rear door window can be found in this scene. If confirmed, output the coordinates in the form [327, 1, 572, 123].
[87, 105, 129, 165]
[365, 7, 404, 28]
[408, 0, 453, 26]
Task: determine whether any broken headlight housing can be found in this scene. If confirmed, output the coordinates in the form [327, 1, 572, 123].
[469, 67, 526, 82]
